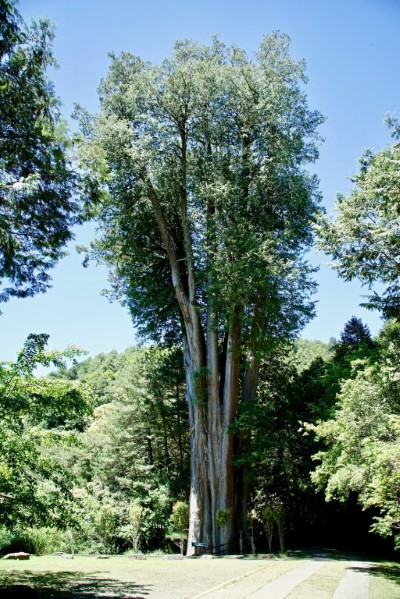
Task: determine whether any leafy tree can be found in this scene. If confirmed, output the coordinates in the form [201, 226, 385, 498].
[169, 501, 189, 556]
[52, 349, 132, 406]
[125, 501, 144, 553]
[292, 339, 332, 372]
[68, 346, 188, 549]
[77, 34, 323, 552]
[235, 345, 323, 550]
[0, 334, 91, 527]
[0, 1, 85, 306]
[241, 318, 378, 551]
[95, 503, 117, 553]
[260, 506, 275, 553]
[78, 347, 188, 497]
[298, 317, 377, 423]
[307, 321, 400, 548]
[316, 118, 400, 319]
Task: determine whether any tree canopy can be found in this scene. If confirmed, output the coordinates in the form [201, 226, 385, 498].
[0, 334, 91, 527]
[316, 118, 400, 319]
[78, 33, 323, 344]
[308, 321, 400, 549]
[0, 1, 83, 306]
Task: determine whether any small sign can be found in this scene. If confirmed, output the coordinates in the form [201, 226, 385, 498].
[192, 542, 208, 547]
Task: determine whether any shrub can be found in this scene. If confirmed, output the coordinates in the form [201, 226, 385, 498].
[0, 527, 69, 555]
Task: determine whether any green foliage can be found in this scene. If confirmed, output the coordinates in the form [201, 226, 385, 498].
[235, 344, 313, 522]
[95, 504, 117, 554]
[78, 346, 189, 500]
[57, 345, 189, 551]
[121, 501, 144, 552]
[235, 317, 378, 550]
[215, 508, 230, 528]
[0, 1, 84, 306]
[0, 526, 70, 555]
[169, 501, 189, 555]
[292, 339, 332, 372]
[298, 317, 378, 422]
[0, 334, 91, 528]
[308, 321, 400, 548]
[170, 501, 189, 534]
[192, 367, 208, 408]
[333, 316, 375, 361]
[77, 33, 323, 348]
[316, 118, 400, 319]
[51, 349, 130, 406]
[69, 490, 120, 554]
[75, 33, 324, 548]
[259, 500, 286, 552]
[260, 506, 275, 552]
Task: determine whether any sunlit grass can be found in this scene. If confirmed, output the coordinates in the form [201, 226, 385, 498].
[0, 553, 399, 598]
[368, 561, 400, 599]
[0, 554, 282, 598]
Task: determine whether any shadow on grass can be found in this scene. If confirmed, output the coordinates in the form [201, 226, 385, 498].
[360, 562, 400, 586]
[0, 570, 151, 598]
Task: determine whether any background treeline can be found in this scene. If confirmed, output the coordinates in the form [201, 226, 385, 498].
[1, 317, 398, 556]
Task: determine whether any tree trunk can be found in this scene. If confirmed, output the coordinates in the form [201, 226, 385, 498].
[216, 320, 241, 552]
[184, 317, 242, 555]
[235, 351, 260, 553]
[184, 336, 212, 555]
[147, 179, 247, 555]
[206, 295, 221, 551]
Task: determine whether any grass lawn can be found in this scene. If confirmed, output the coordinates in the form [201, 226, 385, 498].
[0, 553, 398, 598]
[368, 561, 400, 599]
[0, 554, 291, 598]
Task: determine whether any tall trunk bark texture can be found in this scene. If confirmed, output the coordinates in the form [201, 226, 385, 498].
[144, 145, 254, 554]
[234, 307, 263, 553]
[183, 315, 242, 555]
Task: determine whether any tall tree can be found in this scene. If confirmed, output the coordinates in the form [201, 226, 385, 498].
[0, 1, 84, 306]
[73, 346, 189, 550]
[316, 117, 400, 319]
[78, 34, 323, 553]
[0, 334, 91, 526]
[308, 321, 400, 549]
[333, 316, 375, 360]
[79, 347, 189, 502]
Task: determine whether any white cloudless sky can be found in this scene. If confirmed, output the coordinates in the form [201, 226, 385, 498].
[1, 0, 399, 361]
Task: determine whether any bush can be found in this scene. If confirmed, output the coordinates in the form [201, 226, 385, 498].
[0, 527, 70, 555]
[25, 527, 70, 554]
[0, 527, 15, 554]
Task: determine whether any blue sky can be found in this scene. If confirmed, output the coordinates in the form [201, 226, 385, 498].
[1, 0, 399, 362]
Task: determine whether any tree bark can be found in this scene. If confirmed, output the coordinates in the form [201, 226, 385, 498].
[217, 317, 241, 551]
[146, 176, 246, 555]
[183, 335, 212, 555]
[206, 293, 221, 551]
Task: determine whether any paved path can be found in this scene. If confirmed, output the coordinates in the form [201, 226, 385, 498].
[332, 561, 370, 599]
[249, 558, 325, 598]
[199, 556, 371, 599]
[194, 559, 299, 598]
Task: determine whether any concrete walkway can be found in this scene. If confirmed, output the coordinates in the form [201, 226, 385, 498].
[245, 556, 371, 599]
[249, 558, 325, 598]
[332, 561, 370, 599]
